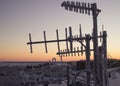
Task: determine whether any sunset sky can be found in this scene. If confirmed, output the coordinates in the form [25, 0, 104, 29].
[0, 0, 120, 62]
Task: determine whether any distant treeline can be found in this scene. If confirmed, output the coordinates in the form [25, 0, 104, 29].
[107, 59, 120, 68]
[72, 59, 120, 70]
[24, 59, 120, 71]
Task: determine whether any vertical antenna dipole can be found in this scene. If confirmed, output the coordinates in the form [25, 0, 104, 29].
[88, 3, 90, 15]
[29, 33, 33, 53]
[100, 31, 102, 42]
[74, 47, 76, 56]
[85, 3, 87, 14]
[79, 2, 81, 13]
[69, 26, 73, 52]
[70, 1, 74, 11]
[65, 28, 69, 52]
[77, 47, 79, 56]
[68, 49, 70, 56]
[82, 3, 84, 14]
[100, 25, 104, 42]
[43, 31, 48, 53]
[56, 29, 60, 54]
[79, 24, 83, 55]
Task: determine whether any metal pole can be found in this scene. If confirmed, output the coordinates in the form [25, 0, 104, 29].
[92, 3, 100, 85]
[98, 46, 104, 86]
[67, 66, 70, 86]
[85, 34, 91, 86]
[103, 31, 109, 86]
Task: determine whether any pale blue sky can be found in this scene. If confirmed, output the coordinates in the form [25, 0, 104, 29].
[0, 0, 120, 61]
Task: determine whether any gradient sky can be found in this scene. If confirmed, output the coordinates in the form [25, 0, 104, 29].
[0, 0, 120, 62]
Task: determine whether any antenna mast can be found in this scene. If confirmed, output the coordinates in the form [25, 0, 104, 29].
[27, 1, 108, 86]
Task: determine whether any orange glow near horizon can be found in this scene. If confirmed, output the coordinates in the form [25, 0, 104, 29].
[0, 49, 120, 62]
[0, 38, 120, 62]
[0, 0, 120, 62]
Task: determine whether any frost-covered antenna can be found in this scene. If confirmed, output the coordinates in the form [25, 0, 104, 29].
[61, 1, 101, 67]
[61, 1, 101, 15]
[27, 1, 108, 86]
[27, 25, 87, 57]
[56, 25, 91, 57]
[61, 1, 108, 86]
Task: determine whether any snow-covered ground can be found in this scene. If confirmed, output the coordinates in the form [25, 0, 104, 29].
[0, 62, 120, 86]
[39, 67, 120, 86]
[108, 67, 120, 86]
[38, 67, 120, 86]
